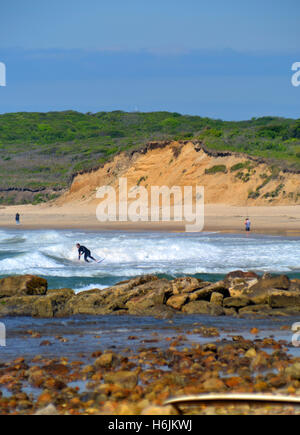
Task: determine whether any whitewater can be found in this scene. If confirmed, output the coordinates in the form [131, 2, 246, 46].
[0, 229, 299, 293]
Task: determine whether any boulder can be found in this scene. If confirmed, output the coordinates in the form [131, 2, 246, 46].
[95, 352, 118, 368]
[268, 292, 300, 308]
[166, 294, 189, 310]
[32, 289, 75, 318]
[238, 304, 273, 316]
[189, 281, 229, 302]
[171, 277, 203, 294]
[210, 292, 224, 306]
[103, 371, 138, 389]
[285, 363, 300, 380]
[247, 275, 292, 305]
[182, 301, 224, 316]
[0, 296, 41, 317]
[0, 275, 47, 298]
[223, 296, 251, 309]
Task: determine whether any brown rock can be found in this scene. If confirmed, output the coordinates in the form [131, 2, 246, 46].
[189, 281, 229, 301]
[166, 294, 189, 310]
[104, 371, 138, 389]
[171, 277, 203, 294]
[202, 378, 226, 392]
[0, 275, 47, 298]
[95, 352, 117, 368]
[182, 301, 224, 316]
[223, 296, 251, 308]
[210, 292, 224, 306]
[239, 304, 273, 315]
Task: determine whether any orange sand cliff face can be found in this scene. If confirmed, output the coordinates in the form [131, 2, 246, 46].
[57, 141, 300, 207]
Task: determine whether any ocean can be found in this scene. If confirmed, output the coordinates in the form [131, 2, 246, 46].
[0, 229, 300, 292]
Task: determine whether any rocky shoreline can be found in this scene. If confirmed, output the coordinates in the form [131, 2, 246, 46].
[1, 322, 300, 415]
[1, 271, 300, 319]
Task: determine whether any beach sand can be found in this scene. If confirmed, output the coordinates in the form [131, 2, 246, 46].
[0, 203, 300, 235]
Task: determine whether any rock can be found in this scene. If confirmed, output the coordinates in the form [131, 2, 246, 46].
[245, 348, 257, 359]
[104, 371, 138, 389]
[32, 289, 75, 318]
[182, 301, 224, 316]
[238, 304, 273, 316]
[290, 279, 300, 292]
[285, 363, 300, 380]
[141, 405, 178, 415]
[126, 280, 171, 314]
[223, 297, 251, 308]
[268, 293, 300, 308]
[225, 270, 259, 281]
[224, 308, 237, 317]
[202, 378, 227, 392]
[210, 292, 224, 306]
[166, 294, 189, 310]
[189, 281, 229, 302]
[0, 275, 47, 298]
[171, 277, 203, 294]
[94, 352, 117, 368]
[0, 296, 41, 317]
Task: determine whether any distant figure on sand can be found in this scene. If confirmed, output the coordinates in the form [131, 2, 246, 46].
[245, 218, 251, 232]
[76, 243, 97, 263]
[15, 213, 20, 225]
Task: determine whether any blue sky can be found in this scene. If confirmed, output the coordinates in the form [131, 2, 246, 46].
[0, 0, 299, 119]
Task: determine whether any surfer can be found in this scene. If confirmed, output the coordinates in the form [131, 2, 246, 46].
[76, 243, 97, 263]
[15, 213, 20, 225]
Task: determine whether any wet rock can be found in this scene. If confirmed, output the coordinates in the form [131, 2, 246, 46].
[0, 296, 42, 317]
[246, 275, 291, 304]
[0, 275, 48, 298]
[95, 352, 118, 368]
[32, 290, 75, 318]
[104, 371, 138, 389]
[285, 363, 300, 380]
[238, 304, 273, 316]
[224, 308, 237, 317]
[268, 293, 300, 308]
[166, 294, 189, 310]
[223, 297, 251, 308]
[210, 292, 224, 306]
[202, 378, 227, 392]
[182, 301, 224, 316]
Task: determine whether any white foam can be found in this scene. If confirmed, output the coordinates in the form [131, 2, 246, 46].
[0, 230, 299, 279]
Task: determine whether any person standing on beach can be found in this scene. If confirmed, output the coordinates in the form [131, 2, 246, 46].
[76, 243, 97, 263]
[245, 218, 251, 232]
[15, 213, 20, 225]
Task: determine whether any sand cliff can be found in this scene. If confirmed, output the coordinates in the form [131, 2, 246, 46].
[58, 141, 300, 207]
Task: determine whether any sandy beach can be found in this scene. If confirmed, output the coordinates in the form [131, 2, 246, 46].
[0, 203, 300, 236]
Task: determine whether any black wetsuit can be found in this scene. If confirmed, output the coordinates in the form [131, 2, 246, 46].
[78, 245, 96, 263]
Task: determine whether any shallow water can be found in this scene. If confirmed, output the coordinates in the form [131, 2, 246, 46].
[0, 314, 299, 363]
[0, 229, 300, 292]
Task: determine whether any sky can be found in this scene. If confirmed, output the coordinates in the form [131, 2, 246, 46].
[0, 0, 299, 120]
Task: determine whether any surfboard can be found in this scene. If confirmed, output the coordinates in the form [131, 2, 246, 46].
[96, 258, 105, 264]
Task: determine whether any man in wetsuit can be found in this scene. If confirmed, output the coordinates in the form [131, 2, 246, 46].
[76, 243, 97, 263]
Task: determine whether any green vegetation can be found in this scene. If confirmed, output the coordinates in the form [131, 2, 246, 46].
[205, 165, 227, 175]
[0, 111, 299, 204]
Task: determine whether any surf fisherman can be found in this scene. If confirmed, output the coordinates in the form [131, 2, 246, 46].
[76, 243, 97, 263]
[245, 218, 251, 232]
